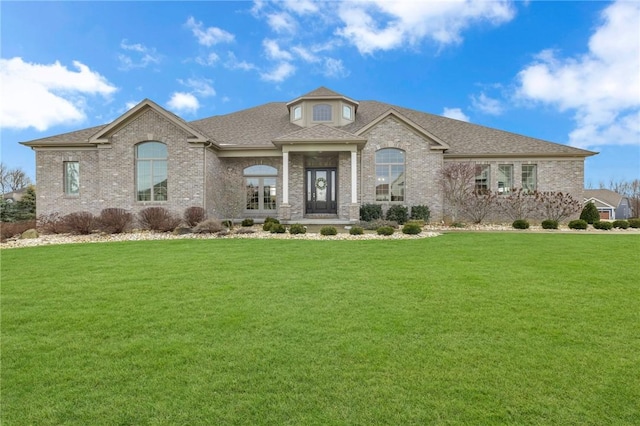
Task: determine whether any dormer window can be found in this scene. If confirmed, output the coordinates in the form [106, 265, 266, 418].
[313, 104, 332, 121]
[342, 105, 352, 120]
[293, 106, 302, 120]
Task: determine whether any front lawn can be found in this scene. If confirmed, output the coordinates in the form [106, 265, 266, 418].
[2, 234, 639, 424]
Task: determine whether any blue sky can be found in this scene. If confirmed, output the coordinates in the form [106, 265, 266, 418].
[1, 0, 639, 187]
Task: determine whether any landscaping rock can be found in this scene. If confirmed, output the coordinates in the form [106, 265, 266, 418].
[20, 229, 39, 239]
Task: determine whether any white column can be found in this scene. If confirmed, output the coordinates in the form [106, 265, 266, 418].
[351, 148, 358, 203]
[282, 150, 289, 204]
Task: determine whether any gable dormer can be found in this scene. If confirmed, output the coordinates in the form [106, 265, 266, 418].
[287, 87, 359, 128]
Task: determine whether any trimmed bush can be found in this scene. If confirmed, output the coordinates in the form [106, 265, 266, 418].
[349, 225, 364, 235]
[512, 219, 530, 230]
[64, 212, 96, 235]
[410, 205, 431, 222]
[385, 205, 409, 225]
[568, 219, 588, 230]
[612, 220, 629, 229]
[359, 219, 398, 230]
[377, 226, 395, 236]
[541, 219, 559, 230]
[263, 217, 280, 231]
[593, 221, 613, 230]
[183, 207, 205, 227]
[580, 202, 600, 224]
[235, 227, 255, 234]
[98, 208, 132, 234]
[402, 222, 422, 235]
[320, 226, 337, 236]
[194, 219, 224, 233]
[241, 218, 254, 227]
[629, 218, 640, 228]
[138, 207, 181, 232]
[269, 223, 286, 234]
[360, 204, 383, 222]
[289, 223, 306, 234]
[38, 213, 67, 234]
[1, 220, 36, 242]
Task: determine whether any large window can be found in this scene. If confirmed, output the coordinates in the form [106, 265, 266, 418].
[522, 164, 537, 192]
[497, 164, 513, 194]
[245, 165, 277, 212]
[313, 104, 332, 121]
[376, 148, 405, 202]
[64, 161, 79, 195]
[475, 164, 490, 193]
[136, 142, 167, 201]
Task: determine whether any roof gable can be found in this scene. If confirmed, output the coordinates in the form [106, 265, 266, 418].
[584, 189, 624, 207]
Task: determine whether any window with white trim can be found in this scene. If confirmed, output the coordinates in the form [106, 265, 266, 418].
[376, 148, 405, 202]
[293, 106, 302, 120]
[245, 165, 277, 211]
[475, 164, 490, 193]
[522, 164, 537, 192]
[136, 142, 167, 201]
[497, 164, 513, 194]
[64, 161, 80, 195]
[313, 104, 332, 121]
[342, 105, 352, 120]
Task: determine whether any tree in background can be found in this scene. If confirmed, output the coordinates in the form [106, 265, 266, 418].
[0, 163, 32, 194]
[597, 179, 640, 218]
[1, 185, 36, 222]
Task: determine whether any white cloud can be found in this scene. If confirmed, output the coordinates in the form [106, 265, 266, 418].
[267, 11, 297, 33]
[471, 92, 504, 115]
[178, 77, 216, 97]
[167, 92, 199, 114]
[0, 57, 117, 131]
[224, 52, 257, 71]
[281, 0, 318, 15]
[195, 53, 220, 67]
[118, 40, 161, 70]
[336, 0, 515, 54]
[260, 62, 296, 82]
[323, 58, 349, 78]
[442, 107, 470, 122]
[263, 39, 293, 61]
[516, 0, 640, 148]
[291, 46, 320, 63]
[186, 16, 234, 47]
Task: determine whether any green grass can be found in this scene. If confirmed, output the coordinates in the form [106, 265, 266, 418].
[2, 234, 639, 425]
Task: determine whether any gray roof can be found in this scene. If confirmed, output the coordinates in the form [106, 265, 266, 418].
[22, 88, 597, 158]
[584, 189, 625, 207]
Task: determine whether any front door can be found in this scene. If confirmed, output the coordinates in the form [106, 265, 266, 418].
[306, 168, 337, 214]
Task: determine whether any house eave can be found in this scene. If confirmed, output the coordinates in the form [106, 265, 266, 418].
[444, 152, 596, 159]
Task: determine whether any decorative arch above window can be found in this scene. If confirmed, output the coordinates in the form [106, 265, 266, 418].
[313, 104, 332, 121]
[375, 148, 405, 202]
[136, 141, 167, 201]
[244, 165, 277, 176]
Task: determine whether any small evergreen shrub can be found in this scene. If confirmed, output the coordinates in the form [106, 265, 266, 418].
[402, 222, 422, 235]
[450, 222, 466, 228]
[377, 225, 395, 236]
[612, 220, 629, 229]
[222, 220, 234, 228]
[138, 207, 181, 232]
[360, 204, 383, 222]
[98, 208, 132, 234]
[289, 223, 306, 234]
[241, 218, 254, 227]
[410, 205, 430, 222]
[194, 218, 224, 233]
[320, 226, 337, 236]
[541, 219, 559, 230]
[568, 219, 588, 230]
[183, 206, 205, 227]
[512, 219, 530, 229]
[629, 218, 640, 228]
[264, 217, 279, 224]
[64, 212, 96, 235]
[593, 221, 613, 230]
[349, 225, 364, 235]
[262, 217, 280, 231]
[269, 223, 286, 234]
[385, 205, 409, 225]
[580, 202, 600, 224]
[359, 219, 398, 230]
[235, 227, 255, 234]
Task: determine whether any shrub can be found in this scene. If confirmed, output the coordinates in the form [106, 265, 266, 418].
[263, 217, 280, 231]
[541, 219, 559, 230]
[629, 218, 640, 228]
[38, 213, 67, 234]
[359, 219, 398, 230]
[64, 212, 96, 235]
[193, 218, 224, 233]
[183, 206, 205, 227]
[269, 223, 287, 234]
[402, 222, 422, 235]
[360, 204, 383, 222]
[264, 217, 279, 224]
[241, 218, 254, 227]
[138, 207, 181, 232]
[385, 205, 409, 225]
[289, 223, 306, 234]
[580, 202, 600, 224]
[612, 220, 629, 229]
[235, 227, 255, 234]
[410, 205, 430, 222]
[1, 220, 36, 242]
[377, 226, 395, 236]
[568, 219, 588, 230]
[349, 225, 364, 235]
[450, 222, 466, 228]
[512, 219, 530, 230]
[98, 208, 132, 234]
[593, 221, 613, 230]
[320, 226, 337, 236]
[222, 220, 234, 229]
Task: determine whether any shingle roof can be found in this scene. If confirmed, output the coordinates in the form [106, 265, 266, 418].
[584, 189, 624, 207]
[274, 124, 366, 142]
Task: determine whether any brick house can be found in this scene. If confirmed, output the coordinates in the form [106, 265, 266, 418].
[22, 87, 596, 223]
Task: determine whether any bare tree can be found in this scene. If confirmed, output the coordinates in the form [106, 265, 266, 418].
[1, 163, 32, 193]
[599, 179, 640, 217]
[437, 162, 476, 223]
[460, 190, 497, 224]
[535, 191, 582, 222]
[498, 188, 538, 221]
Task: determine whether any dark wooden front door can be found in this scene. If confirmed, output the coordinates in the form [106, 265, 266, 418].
[306, 168, 337, 214]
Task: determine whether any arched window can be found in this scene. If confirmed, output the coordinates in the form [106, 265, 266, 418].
[136, 142, 167, 201]
[313, 104, 332, 121]
[375, 148, 405, 202]
[244, 165, 277, 212]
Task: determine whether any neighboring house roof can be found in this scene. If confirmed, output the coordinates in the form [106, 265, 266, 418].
[21, 87, 597, 159]
[584, 189, 625, 208]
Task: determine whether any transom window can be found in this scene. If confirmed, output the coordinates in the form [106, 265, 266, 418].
[497, 164, 513, 194]
[245, 165, 277, 211]
[375, 148, 405, 202]
[313, 104, 332, 121]
[475, 164, 490, 193]
[64, 161, 79, 195]
[136, 142, 167, 201]
[522, 164, 537, 192]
